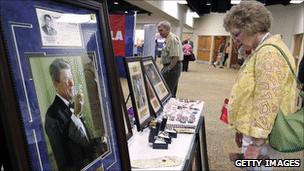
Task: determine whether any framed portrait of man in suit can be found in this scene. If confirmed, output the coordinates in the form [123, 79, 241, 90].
[0, 0, 130, 170]
[27, 54, 111, 170]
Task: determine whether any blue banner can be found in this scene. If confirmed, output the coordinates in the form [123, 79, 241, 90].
[111, 15, 134, 78]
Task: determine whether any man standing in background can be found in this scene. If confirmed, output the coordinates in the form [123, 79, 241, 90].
[157, 21, 183, 97]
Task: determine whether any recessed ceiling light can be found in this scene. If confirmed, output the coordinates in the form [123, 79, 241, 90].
[290, 0, 304, 4]
[231, 0, 241, 4]
[114, 2, 119, 5]
[206, 0, 211, 5]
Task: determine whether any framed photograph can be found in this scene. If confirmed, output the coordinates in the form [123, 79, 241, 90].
[121, 103, 133, 140]
[124, 57, 153, 131]
[144, 75, 162, 117]
[142, 56, 172, 104]
[0, 0, 130, 170]
[118, 84, 133, 140]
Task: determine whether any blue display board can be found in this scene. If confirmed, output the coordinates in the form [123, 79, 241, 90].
[0, 0, 130, 170]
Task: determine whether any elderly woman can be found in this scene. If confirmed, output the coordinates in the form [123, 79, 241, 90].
[223, 0, 297, 164]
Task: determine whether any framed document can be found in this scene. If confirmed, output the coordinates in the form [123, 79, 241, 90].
[36, 8, 83, 47]
[124, 57, 153, 131]
[142, 56, 171, 104]
[0, 0, 130, 170]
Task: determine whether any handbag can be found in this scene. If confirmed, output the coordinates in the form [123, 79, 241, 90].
[258, 44, 304, 153]
[189, 54, 196, 61]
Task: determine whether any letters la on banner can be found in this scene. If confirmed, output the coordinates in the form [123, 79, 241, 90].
[110, 15, 126, 56]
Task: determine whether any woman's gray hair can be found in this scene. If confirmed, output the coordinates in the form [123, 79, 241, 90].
[157, 21, 171, 31]
[223, 0, 272, 35]
[49, 58, 70, 83]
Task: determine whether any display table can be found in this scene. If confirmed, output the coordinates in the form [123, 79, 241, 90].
[128, 101, 209, 170]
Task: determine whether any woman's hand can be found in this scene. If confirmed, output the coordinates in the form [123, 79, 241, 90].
[244, 145, 262, 159]
[244, 138, 265, 159]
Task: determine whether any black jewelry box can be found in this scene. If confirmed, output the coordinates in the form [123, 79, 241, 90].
[158, 131, 171, 144]
[153, 137, 168, 149]
[165, 128, 177, 138]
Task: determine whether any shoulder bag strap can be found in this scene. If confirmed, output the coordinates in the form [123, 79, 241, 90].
[257, 44, 295, 77]
[256, 44, 303, 97]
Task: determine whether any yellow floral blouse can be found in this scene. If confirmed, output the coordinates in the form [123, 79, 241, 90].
[228, 34, 297, 139]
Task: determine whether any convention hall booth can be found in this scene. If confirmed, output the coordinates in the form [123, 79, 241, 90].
[0, 0, 208, 170]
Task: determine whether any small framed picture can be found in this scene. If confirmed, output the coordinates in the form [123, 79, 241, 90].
[124, 57, 153, 131]
[122, 103, 133, 140]
[118, 87, 133, 140]
[142, 56, 171, 104]
[144, 75, 162, 117]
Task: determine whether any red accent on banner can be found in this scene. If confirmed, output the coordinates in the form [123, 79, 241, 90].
[109, 15, 126, 56]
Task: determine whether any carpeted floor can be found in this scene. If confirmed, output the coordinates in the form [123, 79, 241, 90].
[121, 61, 304, 171]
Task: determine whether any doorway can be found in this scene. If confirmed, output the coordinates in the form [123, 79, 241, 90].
[212, 36, 226, 63]
[197, 36, 212, 62]
[229, 41, 239, 68]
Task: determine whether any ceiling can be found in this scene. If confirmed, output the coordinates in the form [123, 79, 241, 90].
[186, 0, 291, 15]
[107, 0, 295, 16]
[107, 0, 151, 15]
